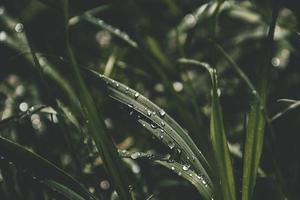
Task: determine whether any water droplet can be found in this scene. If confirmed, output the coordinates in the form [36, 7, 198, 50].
[173, 82, 183, 92]
[271, 57, 281, 67]
[252, 90, 257, 95]
[142, 123, 146, 127]
[29, 106, 35, 112]
[160, 129, 164, 133]
[100, 180, 110, 190]
[168, 142, 175, 149]
[125, 87, 129, 93]
[150, 123, 157, 129]
[178, 172, 182, 176]
[184, 14, 197, 27]
[15, 23, 24, 33]
[116, 83, 119, 87]
[0, 156, 4, 160]
[130, 152, 140, 160]
[160, 121, 165, 126]
[147, 110, 152, 116]
[182, 165, 190, 171]
[83, 137, 89, 144]
[19, 102, 28, 112]
[0, 7, 5, 15]
[159, 134, 164, 139]
[32, 176, 37, 180]
[8, 161, 13, 165]
[159, 110, 166, 118]
[171, 166, 175, 171]
[134, 92, 140, 98]
[0, 31, 7, 41]
[189, 173, 193, 177]
[217, 88, 221, 97]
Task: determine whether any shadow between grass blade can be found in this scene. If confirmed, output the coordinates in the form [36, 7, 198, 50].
[0, 136, 98, 200]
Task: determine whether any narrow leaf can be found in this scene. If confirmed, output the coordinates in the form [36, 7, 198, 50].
[0, 136, 96, 200]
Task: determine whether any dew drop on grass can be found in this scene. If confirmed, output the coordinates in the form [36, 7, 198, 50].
[182, 165, 190, 171]
[160, 121, 165, 127]
[0, 31, 7, 41]
[147, 110, 152, 116]
[171, 166, 175, 171]
[168, 142, 175, 149]
[130, 152, 140, 159]
[178, 172, 182, 176]
[189, 173, 193, 177]
[150, 123, 157, 129]
[0, 156, 4, 160]
[159, 110, 166, 118]
[134, 92, 140, 99]
[15, 23, 24, 33]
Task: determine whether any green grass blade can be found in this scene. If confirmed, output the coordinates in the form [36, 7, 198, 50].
[119, 150, 213, 200]
[0, 136, 97, 200]
[78, 14, 138, 49]
[62, 1, 131, 199]
[178, 58, 236, 200]
[210, 69, 236, 200]
[44, 180, 86, 200]
[84, 69, 213, 187]
[242, 7, 280, 200]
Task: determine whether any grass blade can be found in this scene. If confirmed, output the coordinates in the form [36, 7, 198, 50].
[242, 7, 280, 200]
[209, 69, 236, 200]
[119, 150, 213, 200]
[62, 1, 131, 199]
[84, 69, 213, 188]
[177, 58, 236, 200]
[0, 136, 97, 200]
[44, 180, 86, 200]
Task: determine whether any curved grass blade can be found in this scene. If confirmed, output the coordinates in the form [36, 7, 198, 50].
[119, 150, 213, 200]
[0, 136, 97, 200]
[84, 69, 213, 188]
[44, 180, 86, 200]
[271, 100, 300, 121]
[62, 1, 131, 199]
[75, 12, 138, 48]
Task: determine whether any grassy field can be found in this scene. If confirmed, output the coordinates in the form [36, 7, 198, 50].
[0, 0, 300, 199]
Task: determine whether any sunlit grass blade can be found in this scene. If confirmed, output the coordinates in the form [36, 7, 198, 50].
[119, 150, 213, 200]
[84, 68, 213, 188]
[242, 7, 280, 200]
[62, 1, 131, 199]
[44, 180, 87, 200]
[271, 100, 300, 121]
[0, 136, 97, 200]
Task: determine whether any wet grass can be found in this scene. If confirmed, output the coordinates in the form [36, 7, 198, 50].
[0, 0, 300, 200]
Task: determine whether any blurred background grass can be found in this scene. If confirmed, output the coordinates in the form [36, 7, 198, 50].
[0, 0, 300, 199]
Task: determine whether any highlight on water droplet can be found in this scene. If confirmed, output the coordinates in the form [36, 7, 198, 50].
[134, 92, 140, 98]
[15, 23, 24, 33]
[159, 110, 166, 118]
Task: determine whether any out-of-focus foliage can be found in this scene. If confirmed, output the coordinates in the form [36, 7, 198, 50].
[0, 0, 300, 199]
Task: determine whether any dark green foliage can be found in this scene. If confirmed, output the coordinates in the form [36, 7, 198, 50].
[0, 0, 300, 200]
